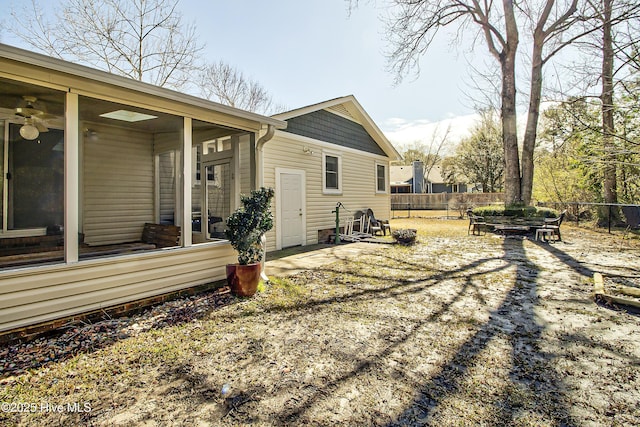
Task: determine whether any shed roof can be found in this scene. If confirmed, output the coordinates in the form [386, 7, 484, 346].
[0, 43, 287, 130]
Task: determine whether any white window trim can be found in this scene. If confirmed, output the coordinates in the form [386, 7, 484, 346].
[322, 150, 342, 195]
[375, 162, 387, 194]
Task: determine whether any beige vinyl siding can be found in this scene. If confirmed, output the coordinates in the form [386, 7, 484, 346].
[263, 131, 391, 251]
[0, 243, 236, 332]
[154, 133, 180, 226]
[83, 125, 154, 245]
[158, 151, 176, 224]
[154, 131, 181, 153]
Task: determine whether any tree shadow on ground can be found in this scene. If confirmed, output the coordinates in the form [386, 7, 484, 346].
[382, 237, 577, 426]
[225, 237, 575, 425]
[267, 252, 512, 425]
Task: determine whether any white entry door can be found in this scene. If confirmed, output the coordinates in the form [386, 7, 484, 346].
[278, 170, 305, 248]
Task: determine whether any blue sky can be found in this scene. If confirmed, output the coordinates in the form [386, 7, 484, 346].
[1, 0, 482, 148]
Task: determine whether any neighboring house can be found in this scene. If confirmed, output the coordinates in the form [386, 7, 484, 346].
[390, 161, 470, 194]
[0, 44, 287, 334]
[263, 96, 402, 250]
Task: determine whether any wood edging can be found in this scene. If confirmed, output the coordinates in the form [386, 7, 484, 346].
[593, 272, 640, 309]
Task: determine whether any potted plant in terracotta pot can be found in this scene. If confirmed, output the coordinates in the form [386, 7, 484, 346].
[225, 187, 275, 297]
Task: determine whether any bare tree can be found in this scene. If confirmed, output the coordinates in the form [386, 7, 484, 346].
[198, 61, 283, 115]
[590, 0, 640, 215]
[350, 0, 590, 206]
[549, 0, 640, 214]
[9, 0, 203, 90]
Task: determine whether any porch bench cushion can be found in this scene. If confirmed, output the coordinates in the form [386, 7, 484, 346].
[141, 223, 181, 248]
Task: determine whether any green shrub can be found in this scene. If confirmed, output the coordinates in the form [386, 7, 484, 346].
[225, 187, 275, 264]
[472, 205, 559, 218]
[533, 207, 561, 218]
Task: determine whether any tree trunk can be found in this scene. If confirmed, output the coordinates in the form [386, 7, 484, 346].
[602, 0, 617, 206]
[501, 0, 521, 206]
[501, 54, 521, 205]
[521, 39, 544, 206]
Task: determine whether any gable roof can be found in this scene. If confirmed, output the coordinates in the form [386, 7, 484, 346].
[390, 164, 450, 185]
[273, 95, 402, 160]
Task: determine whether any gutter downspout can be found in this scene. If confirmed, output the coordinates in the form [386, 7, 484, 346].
[256, 124, 276, 188]
[256, 124, 276, 282]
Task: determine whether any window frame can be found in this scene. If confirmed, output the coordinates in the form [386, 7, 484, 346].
[322, 151, 342, 195]
[375, 162, 387, 194]
[193, 145, 215, 185]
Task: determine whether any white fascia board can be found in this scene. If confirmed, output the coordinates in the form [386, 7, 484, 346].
[272, 95, 354, 121]
[273, 130, 393, 162]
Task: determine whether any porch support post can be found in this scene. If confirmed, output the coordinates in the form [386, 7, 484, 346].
[64, 92, 80, 263]
[182, 117, 192, 247]
[249, 132, 257, 191]
[64, 91, 79, 263]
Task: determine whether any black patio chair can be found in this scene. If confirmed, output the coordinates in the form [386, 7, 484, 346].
[622, 205, 640, 239]
[467, 209, 486, 236]
[366, 208, 391, 236]
[542, 210, 567, 241]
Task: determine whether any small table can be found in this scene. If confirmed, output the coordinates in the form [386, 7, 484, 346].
[535, 228, 555, 242]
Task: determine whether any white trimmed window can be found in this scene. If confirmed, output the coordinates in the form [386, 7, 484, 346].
[322, 152, 342, 194]
[376, 163, 387, 193]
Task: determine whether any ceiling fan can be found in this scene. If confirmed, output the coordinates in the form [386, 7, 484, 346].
[14, 96, 52, 140]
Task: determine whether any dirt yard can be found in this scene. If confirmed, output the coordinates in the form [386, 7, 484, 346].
[1, 219, 639, 426]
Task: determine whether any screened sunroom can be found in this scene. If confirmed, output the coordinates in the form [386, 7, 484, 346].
[0, 44, 284, 333]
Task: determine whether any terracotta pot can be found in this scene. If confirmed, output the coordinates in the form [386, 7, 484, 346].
[226, 263, 261, 297]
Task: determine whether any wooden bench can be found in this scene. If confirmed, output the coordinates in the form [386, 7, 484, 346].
[141, 223, 181, 248]
[0, 235, 64, 257]
[0, 224, 180, 268]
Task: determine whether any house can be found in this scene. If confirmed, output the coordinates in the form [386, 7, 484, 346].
[0, 44, 287, 335]
[390, 161, 470, 194]
[0, 45, 401, 335]
[263, 96, 402, 250]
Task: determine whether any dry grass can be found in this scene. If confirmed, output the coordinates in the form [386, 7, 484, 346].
[1, 219, 639, 426]
[392, 217, 468, 238]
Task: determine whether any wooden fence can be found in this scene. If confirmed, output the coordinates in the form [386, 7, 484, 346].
[391, 193, 504, 211]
